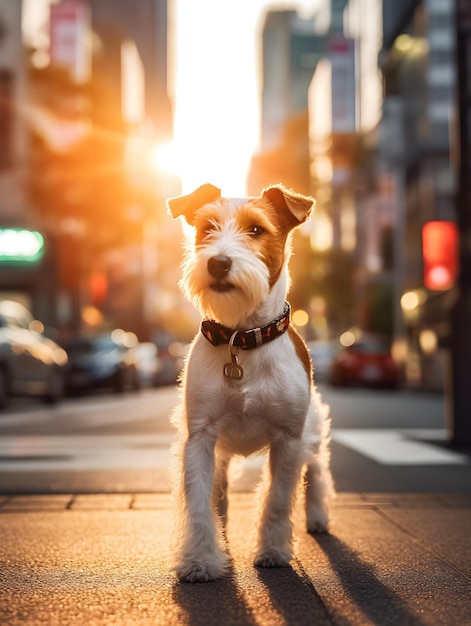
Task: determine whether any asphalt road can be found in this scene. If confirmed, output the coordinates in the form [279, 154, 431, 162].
[0, 384, 470, 494]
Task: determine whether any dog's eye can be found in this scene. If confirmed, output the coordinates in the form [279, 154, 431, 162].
[249, 225, 265, 237]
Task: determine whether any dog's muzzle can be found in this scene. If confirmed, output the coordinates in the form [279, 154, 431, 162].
[208, 255, 232, 279]
[208, 255, 235, 292]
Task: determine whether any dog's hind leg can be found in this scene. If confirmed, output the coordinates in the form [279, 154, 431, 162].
[304, 455, 334, 533]
[302, 390, 335, 533]
[254, 436, 301, 568]
[175, 435, 230, 582]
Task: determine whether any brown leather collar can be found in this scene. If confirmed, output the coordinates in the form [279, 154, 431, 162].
[201, 302, 291, 350]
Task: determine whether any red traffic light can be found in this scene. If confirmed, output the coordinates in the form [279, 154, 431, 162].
[90, 270, 108, 305]
[422, 221, 458, 290]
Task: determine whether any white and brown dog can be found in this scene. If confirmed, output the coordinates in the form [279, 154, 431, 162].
[167, 183, 334, 583]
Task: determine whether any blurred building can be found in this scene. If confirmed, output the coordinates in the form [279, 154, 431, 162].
[0, 0, 27, 219]
[250, 0, 457, 389]
[248, 10, 324, 195]
[78, 0, 175, 340]
[379, 0, 457, 389]
[84, 0, 171, 141]
[0, 0, 56, 321]
[1, 0, 175, 340]
[339, 0, 394, 345]
[249, 1, 382, 337]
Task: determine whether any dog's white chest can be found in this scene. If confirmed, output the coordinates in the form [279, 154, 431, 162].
[184, 337, 311, 456]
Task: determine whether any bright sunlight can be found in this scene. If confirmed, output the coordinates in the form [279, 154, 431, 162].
[171, 0, 318, 196]
[171, 1, 264, 196]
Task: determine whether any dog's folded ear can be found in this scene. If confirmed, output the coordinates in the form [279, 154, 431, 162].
[166, 184, 221, 223]
[262, 184, 315, 225]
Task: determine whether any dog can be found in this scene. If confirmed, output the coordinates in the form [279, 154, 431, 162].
[167, 183, 335, 583]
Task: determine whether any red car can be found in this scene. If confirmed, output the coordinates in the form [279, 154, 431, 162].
[329, 336, 400, 389]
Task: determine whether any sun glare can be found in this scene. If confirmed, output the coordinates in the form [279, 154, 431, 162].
[171, 0, 321, 196]
[151, 142, 182, 177]
[172, 1, 264, 196]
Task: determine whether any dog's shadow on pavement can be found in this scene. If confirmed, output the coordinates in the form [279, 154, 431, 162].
[171, 534, 428, 626]
[311, 533, 428, 626]
[255, 564, 332, 625]
[172, 562, 332, 626]
[172, 566, 258, 626]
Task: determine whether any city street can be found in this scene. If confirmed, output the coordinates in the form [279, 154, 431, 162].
[0, 385, 469, 494]
[2, 385, 471, 626]
[2, 3, 471, 624]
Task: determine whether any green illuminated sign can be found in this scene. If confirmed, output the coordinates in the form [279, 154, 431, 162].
[0, 229, 45, 263]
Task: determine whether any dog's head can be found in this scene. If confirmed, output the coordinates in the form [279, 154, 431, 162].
[167, 184, 315, 327]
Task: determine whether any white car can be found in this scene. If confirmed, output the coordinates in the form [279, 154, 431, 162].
[133, 342, 160, 387]
[0, 300, 68, 408]
[306, 340, 337, 382]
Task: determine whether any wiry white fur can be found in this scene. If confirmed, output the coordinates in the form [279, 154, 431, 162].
[170, 192, 335, 583]
[181, 198, 271, 328]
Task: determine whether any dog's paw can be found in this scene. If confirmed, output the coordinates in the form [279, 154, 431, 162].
[178, 563, 217, 583]
[254, 550, 291, 568]
[176, 554, 230, 583]
[306, 506, 330, 534]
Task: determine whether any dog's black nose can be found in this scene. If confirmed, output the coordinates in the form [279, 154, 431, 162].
[207, 255, 232, 279]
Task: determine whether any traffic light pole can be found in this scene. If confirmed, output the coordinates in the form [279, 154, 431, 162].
[449, 2, 471, 444]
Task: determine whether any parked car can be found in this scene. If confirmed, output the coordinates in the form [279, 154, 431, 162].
[329, 335, 400, 389]
[154, 334, 188, 386]
[0, 300, 68, 408]
[63, 330, 139, 394]
[133, 342, 160, 387]
[306, 340, 337, 382]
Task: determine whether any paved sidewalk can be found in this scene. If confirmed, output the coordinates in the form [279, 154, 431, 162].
[0, 492, 470, 626]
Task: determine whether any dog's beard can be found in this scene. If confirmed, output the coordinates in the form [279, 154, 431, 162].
[181, 248, 270, 328]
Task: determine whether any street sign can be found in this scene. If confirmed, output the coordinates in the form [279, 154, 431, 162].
[0, 229, 44, 263]
[50, 1, 90, 83]
[328, 34, 356, 133]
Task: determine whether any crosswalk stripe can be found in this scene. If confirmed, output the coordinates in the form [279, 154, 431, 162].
[0, 429, 467, 471]
[0, 389, 178, 428]
[0, 434, 175, 471]
[332, 429, 468, 465]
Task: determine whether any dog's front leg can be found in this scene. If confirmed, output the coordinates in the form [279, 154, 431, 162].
[212, 453, 230, 528]
[254, 435, 302, 568]
[176, 434, 230, 582]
